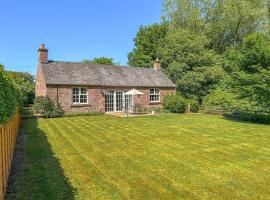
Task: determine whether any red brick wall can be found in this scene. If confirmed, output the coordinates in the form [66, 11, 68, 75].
[35, 65, 47, 97]
[45, 85, 175, 113]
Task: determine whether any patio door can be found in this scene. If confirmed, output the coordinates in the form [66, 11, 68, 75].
[105, 91, 132, 112]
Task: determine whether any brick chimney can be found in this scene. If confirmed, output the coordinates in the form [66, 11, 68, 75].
[38, 44, 48, 64]
[153, 57, 161, 71]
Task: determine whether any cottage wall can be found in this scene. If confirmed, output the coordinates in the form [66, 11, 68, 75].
[45, 85, 175, 113]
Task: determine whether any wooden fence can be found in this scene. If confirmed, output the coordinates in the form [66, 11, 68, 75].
[199, 106, 225, 115]
[0, 110, 20, 200]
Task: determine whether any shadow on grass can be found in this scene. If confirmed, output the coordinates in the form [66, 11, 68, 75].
[5, 118, 77, 200]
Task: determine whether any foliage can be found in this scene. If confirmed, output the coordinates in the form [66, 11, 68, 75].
[82, 57, 118, 65]
[33, 96, 63, 118]
[157, 29, 226, 101]
[162, 0, 268, 52]
[202, 88, 254, 111]
[0, 64, 21, 123]
[187, 99, 199, 113]
[223, 33, 270, 110]
[225, 111, 270, 125]
[128, 23, 168, 67]
[7, 71, 35, 105]
[163, 94, 187, 113]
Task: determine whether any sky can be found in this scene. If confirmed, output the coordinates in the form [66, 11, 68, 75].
[0, 0, 163, 74]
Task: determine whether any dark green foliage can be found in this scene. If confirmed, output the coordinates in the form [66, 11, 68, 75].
[82, 57, 118, 65]
[188, 99, 199, 113]
[0, 64, 21, 123]
[203, 88, 254, 112]
[163, 94, 187, 113]
[7, 71, 35, 105]
[225, 112, 270, 125]
[33, 96, 63, 118]
[128, 23, 168, 67]
[157, 29, 226, 101]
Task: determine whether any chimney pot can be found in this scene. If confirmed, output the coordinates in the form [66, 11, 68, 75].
[154, 57, 161, 71]
[38, 44, 48, 64]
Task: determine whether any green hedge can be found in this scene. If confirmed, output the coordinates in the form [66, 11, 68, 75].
[224, 111, 270, 125]
[0, 65, 21, 123]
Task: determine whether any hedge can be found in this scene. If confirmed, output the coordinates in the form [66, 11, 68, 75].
[224, 111, 270, 125]
[0, 65, 21, 123]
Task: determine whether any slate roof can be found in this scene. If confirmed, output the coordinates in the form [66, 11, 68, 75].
[41, 61, 176, 88]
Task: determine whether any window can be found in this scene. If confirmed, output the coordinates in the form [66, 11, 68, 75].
[73, 87, 88, 104]
[150, 88, 160, 102]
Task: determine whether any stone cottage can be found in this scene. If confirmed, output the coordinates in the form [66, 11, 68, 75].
[35, 44, 176, 113]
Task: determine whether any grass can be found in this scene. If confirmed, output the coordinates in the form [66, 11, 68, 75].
[6, 114, 270, 200]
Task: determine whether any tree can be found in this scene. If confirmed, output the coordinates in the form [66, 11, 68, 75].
[82, 57, 118, 65]
[7, 71, 35, 104]
[205, 33, 270, 110]
[128, 23, 168, 67]
[157, 29, 226, 101]
[162, 0, 268, 52]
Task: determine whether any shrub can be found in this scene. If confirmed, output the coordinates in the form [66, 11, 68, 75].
[33, 96, 63, 118]
[224, 111, 270, 125]
[188, 99, 200, 113]
[163, 94, 187, 113]
[202, 88, 254, 112]
[0, 65, 21, 123]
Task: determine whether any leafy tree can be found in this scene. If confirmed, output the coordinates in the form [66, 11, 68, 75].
[205, 33, 270, 110]
[162, 0, 268, 52]
[128, 23, 168, 67]
[7, 71, 35, 104]
[157, 29, 226, 101]
[82, 57, 118, 65]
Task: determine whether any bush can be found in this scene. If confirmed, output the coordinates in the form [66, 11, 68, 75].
[33, 96, 63, 118]
[163, 94, 187, 113]
[202, 88, 254, 112]
[0, 65, 21, 123]
[188, 99, 200, 113]
[224, 111, 270, 125]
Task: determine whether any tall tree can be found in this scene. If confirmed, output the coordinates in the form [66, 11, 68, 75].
[128, 23, 168, 67]
[162, 0, 268, 52]
[157, 29, 226, 101]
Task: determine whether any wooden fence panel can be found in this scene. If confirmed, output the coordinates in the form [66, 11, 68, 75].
[0, 110, 20, 200]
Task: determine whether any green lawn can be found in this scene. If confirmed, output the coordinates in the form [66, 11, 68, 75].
[6, 114, 270, 200]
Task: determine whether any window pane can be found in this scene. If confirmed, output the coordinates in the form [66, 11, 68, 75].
[73, 88, 79, 95]
[80, 88, 87, 94]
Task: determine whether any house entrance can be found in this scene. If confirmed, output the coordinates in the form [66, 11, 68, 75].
[105, 91, 132, 112]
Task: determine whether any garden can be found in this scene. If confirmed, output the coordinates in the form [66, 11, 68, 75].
[4, 114, 270, 200]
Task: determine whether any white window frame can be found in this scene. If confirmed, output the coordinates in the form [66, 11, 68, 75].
[72, 87, 88, 104]
[149, 88, 160, 102]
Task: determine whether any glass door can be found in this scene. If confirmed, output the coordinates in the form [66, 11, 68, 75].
[105, 91, 114, 112]
[116, 92, 123, 111]
[124, 94, 132, 112]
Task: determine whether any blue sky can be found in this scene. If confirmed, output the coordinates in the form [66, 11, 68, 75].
[0, 0, 163, 74]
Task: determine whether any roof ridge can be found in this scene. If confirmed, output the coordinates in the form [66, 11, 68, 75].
[48, 60, 155, 71]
